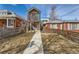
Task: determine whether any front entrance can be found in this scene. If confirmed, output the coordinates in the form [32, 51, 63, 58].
[32, 22, 40, 30]
[28, 22, 40, 31]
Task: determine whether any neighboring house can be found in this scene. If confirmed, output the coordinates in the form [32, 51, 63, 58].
[0, 10, 25, 29]
[43, 20, 79, 32]
[0, 10, 26, 39]
[41, 18, 49, 24]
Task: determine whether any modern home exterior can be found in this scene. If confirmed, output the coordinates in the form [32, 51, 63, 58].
[27, 8, 41, 31]
[0, 10, 25, 29]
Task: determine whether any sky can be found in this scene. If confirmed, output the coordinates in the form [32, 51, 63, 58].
[0, 4, 79, 20]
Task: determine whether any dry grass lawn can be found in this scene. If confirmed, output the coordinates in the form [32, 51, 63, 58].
[42, 33, 79, 54]
[0, 32, 35, 54]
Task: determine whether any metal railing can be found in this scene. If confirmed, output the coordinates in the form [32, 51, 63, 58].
[0, 27, 26, 39]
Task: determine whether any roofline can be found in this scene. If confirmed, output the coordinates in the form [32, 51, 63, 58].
[0, 10, 25, 21]
[43, 20, 79, 24]
[28, 7, 41, 14]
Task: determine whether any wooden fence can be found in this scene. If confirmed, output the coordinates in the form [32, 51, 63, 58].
[52, 29, 79, 43]
[0, 27, 26, 39]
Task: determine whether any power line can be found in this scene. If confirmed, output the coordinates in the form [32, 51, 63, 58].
[60, 6, 79, 17]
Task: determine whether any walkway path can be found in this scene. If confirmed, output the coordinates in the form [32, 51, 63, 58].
[23, 31, 44, 54]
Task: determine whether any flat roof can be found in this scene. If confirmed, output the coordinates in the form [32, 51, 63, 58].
[43, 20, 79, 24]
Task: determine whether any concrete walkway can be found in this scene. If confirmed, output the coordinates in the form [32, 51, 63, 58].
[23, 31, 44, 54]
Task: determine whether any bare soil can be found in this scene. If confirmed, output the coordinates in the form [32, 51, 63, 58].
[41, 33, 79, 54]
[0, 32, 35, 54]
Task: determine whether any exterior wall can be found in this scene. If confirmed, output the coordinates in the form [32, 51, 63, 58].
[57, 24, 61, 30]
[53, 23, 79, 31]
[68, 23, 70, 30]
[44, 22, 79, 32]
[63, 23, 68, 30]
[50, 23, 62, 30]
[62, 23, 79, 32]
[0, 18, 22, 28]
[0, 19, 6, 28]
[50, 23, 53, 29]
[61, 23, 79, 31]
[0, 20, 4, 28]
[15, 18, 22, 27]
[60, 24, 62, 30]
[52, 24, 58, 29]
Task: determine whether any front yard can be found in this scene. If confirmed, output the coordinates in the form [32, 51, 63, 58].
[0, 32, 35, 54]
[41, 32, 79, 54]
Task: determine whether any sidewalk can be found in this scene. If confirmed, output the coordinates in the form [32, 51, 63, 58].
[23, 31, 44, 54]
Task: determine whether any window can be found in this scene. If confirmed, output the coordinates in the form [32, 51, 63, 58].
[52, 24, 58, 29]
[71, 24, 77, 30]
[29, 11, 39, 21]
[77, 24, 79, 30]
[0, 12, 7, 16]
[7, 11, 12, 15]
[8, 20, 14, 26]
[7, 19, 14, 28]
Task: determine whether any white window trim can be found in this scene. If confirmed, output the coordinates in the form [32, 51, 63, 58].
[6, 18, 14, 28]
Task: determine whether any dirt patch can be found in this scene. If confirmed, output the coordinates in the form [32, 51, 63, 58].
[41, 33, 79, 54]
[0, 32, 35, 54]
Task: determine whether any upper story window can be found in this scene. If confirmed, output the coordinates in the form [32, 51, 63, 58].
[28, 8, 40, 21]
[0, 12, 7, 15]
[7, 12, 12, 15]
[0, 11, 13, 16]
